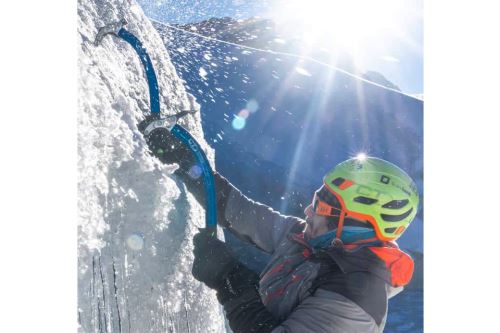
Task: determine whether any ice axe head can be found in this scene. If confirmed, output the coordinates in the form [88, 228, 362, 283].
[94, 18, 128, 46]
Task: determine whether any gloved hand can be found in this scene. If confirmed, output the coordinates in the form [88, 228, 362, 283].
[192, 230, 281, 333]
[138, 116, 232, 229]
[138, 115, 195, 169]
[192, 229, 239, 290]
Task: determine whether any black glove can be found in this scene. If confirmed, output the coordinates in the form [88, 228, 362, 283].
[138, 115, 196, 170]
[192, 229, 280, 333]
[139, 116, 233, 228]
[192, 229, 239, 290]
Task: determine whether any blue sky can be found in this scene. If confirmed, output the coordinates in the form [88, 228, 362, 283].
[137, 0, 422, 94]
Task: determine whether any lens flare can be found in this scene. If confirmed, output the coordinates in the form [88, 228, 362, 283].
[232, 115, 246, 130]
[238, 109, 250, 119]
[246, 99, 259, 113]
[188, 165, 202, 179]
[127, 233, 144, 251]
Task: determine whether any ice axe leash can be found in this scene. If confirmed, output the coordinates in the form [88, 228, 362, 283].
[95, 19, 217, 235]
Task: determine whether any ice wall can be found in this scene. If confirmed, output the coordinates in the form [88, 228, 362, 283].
[77, 0, 224, 331]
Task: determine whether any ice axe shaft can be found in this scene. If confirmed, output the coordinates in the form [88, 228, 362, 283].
[95, 20, 218, 235]
[96, 19, 161, 114]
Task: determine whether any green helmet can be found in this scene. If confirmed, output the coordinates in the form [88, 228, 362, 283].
[322, 156, 419, 241]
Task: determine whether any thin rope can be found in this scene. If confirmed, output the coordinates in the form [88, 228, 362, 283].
[150, 17, 419, 99]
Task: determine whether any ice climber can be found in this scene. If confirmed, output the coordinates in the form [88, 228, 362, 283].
[139, 117, 419, 333]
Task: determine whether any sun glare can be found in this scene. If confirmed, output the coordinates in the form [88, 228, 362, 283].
[356, 153, 368, 161]
[271, 0, 408, 54]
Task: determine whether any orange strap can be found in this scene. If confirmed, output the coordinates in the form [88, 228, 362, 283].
[336, 211, 346, 239]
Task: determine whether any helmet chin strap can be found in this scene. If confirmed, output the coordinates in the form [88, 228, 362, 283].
[309, 209, 380, 249]
[308, 225, 377, 249]
[335, 211, 346, 241]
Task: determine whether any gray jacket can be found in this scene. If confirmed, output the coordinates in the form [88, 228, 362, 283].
[222, 182, 412, 333]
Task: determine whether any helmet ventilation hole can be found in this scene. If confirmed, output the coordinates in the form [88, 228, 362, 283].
[382, 199, 409, 209]
[380, 207, 414, 222]
[331, 177, 345, 187]
[330, 177, 353, 190]
[353, 196, 378, 205]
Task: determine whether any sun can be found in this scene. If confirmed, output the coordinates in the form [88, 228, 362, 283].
[269, 0, 407, 55]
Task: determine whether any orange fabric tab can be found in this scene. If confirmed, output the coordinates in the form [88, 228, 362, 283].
[368, 246, 414, 287]
[316, 201, 333, 216]
[339, 179, 354, 190]
[395, 226, 406, 235]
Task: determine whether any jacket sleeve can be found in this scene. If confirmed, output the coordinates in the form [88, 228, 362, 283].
[222, 181, 304, 254]
[271, 289, 385, 333]
[177, 169, 303, 254]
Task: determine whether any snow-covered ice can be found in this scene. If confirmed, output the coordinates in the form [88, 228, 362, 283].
[77, 0, 225, 332]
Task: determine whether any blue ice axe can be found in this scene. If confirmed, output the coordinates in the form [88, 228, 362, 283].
[95, 19, 217, 234]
